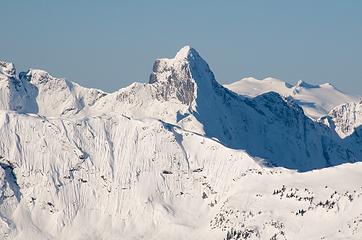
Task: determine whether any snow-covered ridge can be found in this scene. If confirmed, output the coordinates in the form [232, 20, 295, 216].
[1, 47, 362, 239]
[0, 63, 107, 117]
[225, 77, 360, 119]
[1, 47, 362, 170]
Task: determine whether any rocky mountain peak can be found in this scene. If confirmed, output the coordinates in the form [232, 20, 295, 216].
[149, 46, 217, 105]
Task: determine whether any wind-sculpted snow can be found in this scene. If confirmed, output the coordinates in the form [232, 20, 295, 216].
[0, 111, 259, 239]
[1, 111, 362, 239]
[1, 47, 362, 239]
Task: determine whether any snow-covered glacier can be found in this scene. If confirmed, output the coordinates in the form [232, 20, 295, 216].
[224, 77, 360, 119]
[0, 47, 362, 239]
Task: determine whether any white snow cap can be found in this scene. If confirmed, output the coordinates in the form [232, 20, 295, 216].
[174, 45, 198, 60]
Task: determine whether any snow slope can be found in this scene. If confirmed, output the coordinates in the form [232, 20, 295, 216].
[1, 110, 362, 240]
[225, 77, 360, 119]
[0, 67, 106, 117]
[0, 47, 362, 239]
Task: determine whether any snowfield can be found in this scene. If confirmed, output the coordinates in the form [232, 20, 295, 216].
[224, 77, 360, 120]
[0, 47, 362, 240]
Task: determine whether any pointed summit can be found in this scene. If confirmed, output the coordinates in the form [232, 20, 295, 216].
[148, 46, 218, 105]
[149, 45, 216, 85]
[174, 45, 199, 60]
[295, 80, 304, 87]
[294, 80, 317, 89]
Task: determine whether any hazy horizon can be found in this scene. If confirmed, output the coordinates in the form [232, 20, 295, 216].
[1, 0, 361, 94]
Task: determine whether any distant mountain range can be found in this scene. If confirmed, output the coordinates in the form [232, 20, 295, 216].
[1, 47, 362, 239]
[225, 77, 360, 119]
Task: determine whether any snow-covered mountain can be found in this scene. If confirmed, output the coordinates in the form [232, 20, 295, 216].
[225, 77, 360, 119]
[0, 64, 106, 117]
[1, 47, 362, 239]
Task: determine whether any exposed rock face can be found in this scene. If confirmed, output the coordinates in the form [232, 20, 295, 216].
[149, 46, 217, 106]
[0, 61, 16, 78]
[0, 47, 361, 171]
[150, 57, 195, 105]
[327, 101, 362, 138]
[0, 47, 362, 239]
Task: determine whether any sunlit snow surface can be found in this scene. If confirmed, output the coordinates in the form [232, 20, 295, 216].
[225, 77, 360, 120]
[0, 49, 362, 239]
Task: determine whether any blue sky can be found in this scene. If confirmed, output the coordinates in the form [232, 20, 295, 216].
[1, 0, 361, 94]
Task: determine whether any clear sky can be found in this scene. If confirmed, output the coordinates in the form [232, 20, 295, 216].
[1, 0, 361, 94]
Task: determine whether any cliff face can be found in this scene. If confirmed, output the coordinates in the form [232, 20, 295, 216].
[327, 101, 362, 138]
